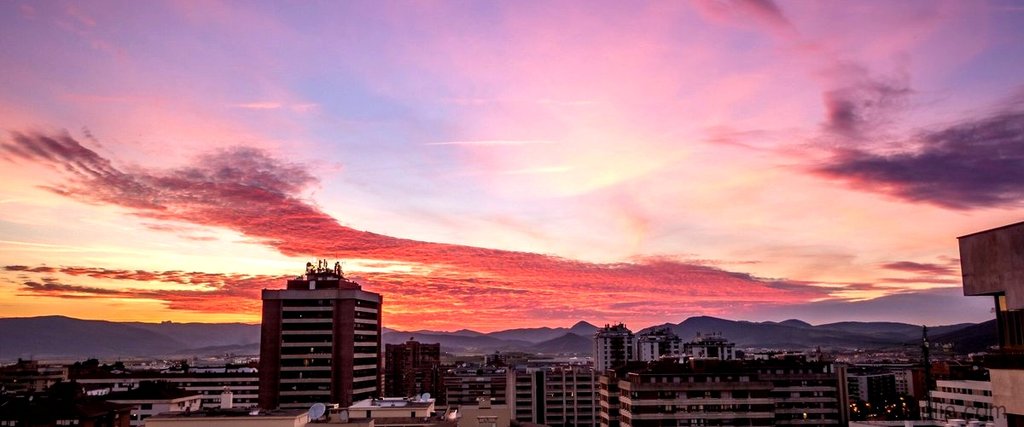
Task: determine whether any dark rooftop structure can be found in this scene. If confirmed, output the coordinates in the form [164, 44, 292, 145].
[147, 408, 308, 419]
[0, 381, 133, 427]
[104, 381, 198, 401]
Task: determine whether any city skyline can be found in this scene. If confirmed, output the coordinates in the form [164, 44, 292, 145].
[2, 1, 1022, 331]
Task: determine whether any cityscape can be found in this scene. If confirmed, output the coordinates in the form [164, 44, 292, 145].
[2, 1, 1024, 427]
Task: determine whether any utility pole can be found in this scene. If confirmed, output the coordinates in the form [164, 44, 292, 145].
[922, 325, 932, 420]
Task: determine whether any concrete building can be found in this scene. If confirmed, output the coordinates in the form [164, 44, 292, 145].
[598, 364, 636, 427]
[847, 364, 926, 400]
[145, 408, 309, 427]
[847, 369, 898, 407]
[347, 397, 436, 420]
[506, 365, 597, 427]
[601, 358, 848, 427]
[442, 367, 507, 406]
[455, 398, 510, 427]
[385, 339, 441, 400]
[0, 359, 68, 394]
[635, 329, 681, 362]
[959, 221, 1024, 427]
[259, 261, 383, 409]
[103, 381, 202, 427]
[76, 370, 259, 409]
[594, 324, 636, 372]
[681, 332, 736, 360]
[921, 379, 1006, 427]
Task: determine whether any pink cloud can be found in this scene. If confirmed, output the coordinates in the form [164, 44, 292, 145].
[0, 131, 828, 330]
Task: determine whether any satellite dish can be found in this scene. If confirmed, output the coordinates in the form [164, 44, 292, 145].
[421, 393, 431, 401]
[309, 403, 326, 420]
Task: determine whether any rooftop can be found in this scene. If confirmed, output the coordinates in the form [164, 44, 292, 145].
[350, 397, 435, 409]
[105, 381, 201, 401]
[149, 408, 308, 419]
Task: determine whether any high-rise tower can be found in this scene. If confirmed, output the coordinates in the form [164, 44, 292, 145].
[384, 338, 441, 399]
[259, 261, 382, 409]
[594, 323, 635, 372]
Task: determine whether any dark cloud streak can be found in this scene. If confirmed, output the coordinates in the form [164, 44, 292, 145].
[881, 261, 957, 276]
[816, 108, 1024, 209]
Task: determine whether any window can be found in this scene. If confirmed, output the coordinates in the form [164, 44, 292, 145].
[996, 294, 1024, 349]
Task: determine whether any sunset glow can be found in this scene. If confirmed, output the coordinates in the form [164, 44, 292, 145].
[2, 0, 1022, 330]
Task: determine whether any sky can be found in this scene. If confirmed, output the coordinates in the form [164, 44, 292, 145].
[1, 0, 1022, 332]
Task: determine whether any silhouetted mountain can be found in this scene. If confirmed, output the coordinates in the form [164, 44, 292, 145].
[381, 331, 531, 353]
[929, 319, 997, 353]
[126, 321, 260, 348]
[529, 333, 592, 354]
[569, 321, 599, 336]
[0, 315, 993, 359]
[483, 321, 598, 343]
[487, 327, 570, 343]
[817, 321, 972, 342]
[0, 316, 196, 359]
[401, 329, 485, 337]
[644, 316, 979, 350]
[779, 319, 813, 328]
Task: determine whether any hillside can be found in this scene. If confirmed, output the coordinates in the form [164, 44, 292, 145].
[0, 315, 994, 360]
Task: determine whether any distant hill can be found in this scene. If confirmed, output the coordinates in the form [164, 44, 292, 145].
[816, 321, 972, 342]
[529, 333, 592, 354]
[0, 316, 215, 359]
[641, 316, 989, 350]
[381, 331, 531, 353]
[778, 319, 812, 328]
[0, 315, 994, 360]
[126, 321, 260, 348]
[929, 319, 997, 353]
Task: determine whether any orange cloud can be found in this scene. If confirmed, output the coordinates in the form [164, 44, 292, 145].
[0, 131, 828, 330]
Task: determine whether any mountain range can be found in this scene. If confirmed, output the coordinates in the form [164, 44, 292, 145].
[0, 315, 995, 360]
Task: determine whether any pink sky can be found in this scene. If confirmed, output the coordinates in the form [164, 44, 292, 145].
[1, 0, 1022, 331]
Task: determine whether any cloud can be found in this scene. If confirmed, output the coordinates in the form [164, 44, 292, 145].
[425, 140, 556, 146]
[881, 261, 957, 276]
[0, 130, 834, 329]
[691, 0, 796, 37]
[820, 64, 911, 140]
[12, 266, 287, 313]
[231, 102, 318, 112]
[815, 106, 1024, 209]
[22, 280, 127, 297]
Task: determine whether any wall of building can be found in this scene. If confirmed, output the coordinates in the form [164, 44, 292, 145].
[922, 379, 1005, 427]
[991, 369, 1024, 421]
[77, 375, 260, 409]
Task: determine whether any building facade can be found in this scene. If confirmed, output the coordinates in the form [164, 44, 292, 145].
[681, 333, 736, 361]
[76, 370, 259, 409]
[602, 358, 847, 427]
[595, 324, 636, 372]
[846, 370, 898, 407]
[104, 382, 203, 427]
[443, 367, 508, 406]
[0, 360, 68, 394]
[636, 329, 681, 362]
[507, 365, 597, 427]
[921, 379, 1006, 427]
[959, 221, 1024, 427]
[259, 261, 383, 410]
[384, 339, 441, 400]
